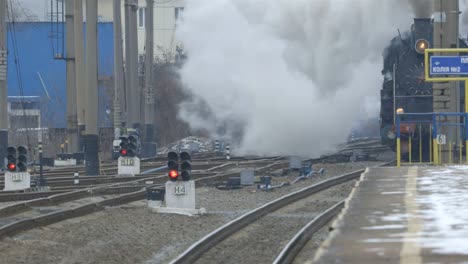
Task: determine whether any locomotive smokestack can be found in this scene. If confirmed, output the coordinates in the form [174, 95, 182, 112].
[413, 18, 432, 43]
[408, 0, 433, 18]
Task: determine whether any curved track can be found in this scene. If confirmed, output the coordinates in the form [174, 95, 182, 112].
[170, 161, 392, 264]
[272, 201, 345, 264]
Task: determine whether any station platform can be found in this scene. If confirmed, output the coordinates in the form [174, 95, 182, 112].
[313, 166, 468, 264]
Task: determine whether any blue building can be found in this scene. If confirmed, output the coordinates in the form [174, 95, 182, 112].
[7, 22, 115, 128]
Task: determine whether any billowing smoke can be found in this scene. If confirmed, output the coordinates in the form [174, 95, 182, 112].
[176, 0, 412, 157]
[408, 0, 433, 18]
[461, 0, 468, 36]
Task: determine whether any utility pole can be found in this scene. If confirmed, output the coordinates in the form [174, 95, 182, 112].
[65, 0, 78, 154]
[0, 0, 7, 169]
[124, 0, 130, 130]
[124, 0, 140, 130]
[432, 0, 460, 163]
[74, 0, 85, 150]
[144, 0, 155, 142]
[131, 0, 140, 130]
[113, 0, 125, 138]
[84, 0, 100, 175]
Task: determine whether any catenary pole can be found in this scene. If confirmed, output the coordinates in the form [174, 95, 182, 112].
[65, 0, 78, 153]
[84, 0, 100, 175]
[74, 0, 86, 150]
[0, 0, 8, 169]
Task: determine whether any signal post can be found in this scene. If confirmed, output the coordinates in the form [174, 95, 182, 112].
[4, 146, 31, 191]
[0, 0, 7, 170]
[117, 134, 141, 175]
[149, 151, 205, 215]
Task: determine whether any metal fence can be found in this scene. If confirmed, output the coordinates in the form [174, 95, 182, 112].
[396, 112, 468, 167]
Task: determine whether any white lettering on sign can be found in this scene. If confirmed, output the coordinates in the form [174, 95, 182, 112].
[432, 66, 462, 73]
[11, 173, 25, 182]
[437, 134, 447, 145]
[432, 67, 450, 73]
[173, 184, 187, 195]
[120, 158, 135, 166]
[461, 57, 468, 63]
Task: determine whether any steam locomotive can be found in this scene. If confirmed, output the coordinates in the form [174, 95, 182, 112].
[379, 18, 467, 159]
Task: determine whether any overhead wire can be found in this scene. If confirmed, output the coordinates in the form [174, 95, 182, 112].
[48, 0, 65, 59]
[7, 0, 32, 151]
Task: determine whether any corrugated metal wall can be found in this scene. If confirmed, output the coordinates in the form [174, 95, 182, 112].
[7, 22, 115, 128]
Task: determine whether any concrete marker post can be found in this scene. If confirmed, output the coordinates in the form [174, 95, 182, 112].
[74, 172, 79, 185]
[226, 143, 230, 160]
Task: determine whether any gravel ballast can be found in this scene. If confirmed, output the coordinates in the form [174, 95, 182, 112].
[0, 161, 383, 264]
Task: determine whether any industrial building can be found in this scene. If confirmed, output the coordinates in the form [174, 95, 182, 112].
[6, 22, 114, 128]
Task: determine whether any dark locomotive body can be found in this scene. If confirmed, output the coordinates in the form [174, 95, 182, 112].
[379, 18, 467, 159]
[380, 19, 433, 158]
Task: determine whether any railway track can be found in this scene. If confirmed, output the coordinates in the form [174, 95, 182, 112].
[0, 161, 245, 201]
[169, 161, 393, 264]
[0, 159, 278, 191]
[0, 152, 238, 177]
[0, 159, 289, 239]
[272, 201, 345, 264]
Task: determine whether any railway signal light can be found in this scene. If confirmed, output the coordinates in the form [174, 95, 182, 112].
[119, 136, 129, 157]
[128, 135, 138, 157]
[167, 151, 179, 181]
[7, 162, 16, 172]
[169, 169, 179, 180]
[17, 146, 28, 172]
[5, 146, 28, 172]
[6, 146, 17, 172]
[180, 151, 192, 181]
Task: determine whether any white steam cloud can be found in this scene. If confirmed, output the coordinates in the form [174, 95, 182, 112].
[408, 0, 433, 18]
[461, 0, 468, 36]
[176, 0, 412, 157]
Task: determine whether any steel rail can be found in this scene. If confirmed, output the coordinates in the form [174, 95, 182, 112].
[0, 160, 290, 239]
[169, 161, 394, 264]
[0, 158, 284, 203]
[0, 189, 148, 238]
[169, 170, 364, 264]
[0, 172, 220, 191]
[272, 201, 345, 264]
[0, 173, 169, 215]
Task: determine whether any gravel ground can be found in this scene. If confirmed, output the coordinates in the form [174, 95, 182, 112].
[0, 161, 382, 264]
[0, 195, 117, 227]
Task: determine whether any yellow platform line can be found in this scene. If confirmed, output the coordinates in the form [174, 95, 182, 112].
[400, 167, 422, 264]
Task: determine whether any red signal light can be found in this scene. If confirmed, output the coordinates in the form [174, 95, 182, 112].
[169, 169, 179, 180]
[120, 149, 128, 156]
[7, 163, 16, 172]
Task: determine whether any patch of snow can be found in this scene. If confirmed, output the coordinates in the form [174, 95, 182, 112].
[416, 166, 468, 255]
[361, 225, 405, 230]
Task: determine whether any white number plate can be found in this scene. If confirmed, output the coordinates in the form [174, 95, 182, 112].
[120, 158, 135, 166]
[173, 184, 187, 195]
[11, 173, 24, 182]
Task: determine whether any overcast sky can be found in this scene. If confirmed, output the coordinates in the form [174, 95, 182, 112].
[16, 0, 48, 21]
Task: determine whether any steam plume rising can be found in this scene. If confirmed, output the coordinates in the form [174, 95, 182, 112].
[408, 0, 433, 18]
[461, 0, 468, 36]
[176, 0, 412, 157]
